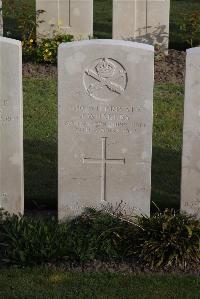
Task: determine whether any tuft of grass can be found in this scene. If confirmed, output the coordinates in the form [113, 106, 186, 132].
[136, 209, 200, 268]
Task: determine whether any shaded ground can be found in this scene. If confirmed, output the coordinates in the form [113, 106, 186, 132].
[23, 49, 186, 85]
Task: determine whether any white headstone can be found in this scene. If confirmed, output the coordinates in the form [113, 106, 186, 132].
[58, 40, 154, 220]
[113, 0, 170, 51]
[0, 37, 24, 215]
[0, 0, 3, 36]
[181, 47, 200, 219]
[36, 0, 93, 39]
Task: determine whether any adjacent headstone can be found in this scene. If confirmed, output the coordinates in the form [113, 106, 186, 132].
[181, 47, 200, 219]
[36, 0, 93, 39]
[58, 40, 154, 220]
[0, 37, 24, 215]
[0, 1, 3, 36]
[113, 0, 170, 51]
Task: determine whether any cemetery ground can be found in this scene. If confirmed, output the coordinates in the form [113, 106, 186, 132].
[0, 73, 199, 298]
[1, 1, 200, 297]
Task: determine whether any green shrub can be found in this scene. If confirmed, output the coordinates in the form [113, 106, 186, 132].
[0, 208, 199, 269]
[135, 209, 200, 268]
[179, 10, 200, 47]
[3, 0, 36, 40]
[22, 34, 73, 64]
[66, 209, 138, 262]
[3, 2, 74, 64]
[35, 34, 74, 64]
[0, 209, 70, 266]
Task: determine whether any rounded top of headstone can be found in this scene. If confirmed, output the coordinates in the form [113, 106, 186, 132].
[59, 40, 154, 52]
[187, 47, 200, 55]
[0, 36, 21, 46]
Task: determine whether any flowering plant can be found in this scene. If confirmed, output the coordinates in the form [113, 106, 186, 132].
[22, 34, 73, 64]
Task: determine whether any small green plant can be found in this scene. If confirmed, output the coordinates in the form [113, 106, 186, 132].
[22, 34, 73, 64]
[0, 209, 70, 266]
[180, 11, 200, 47]
[3, 0, 36, 40]
[135, 209, 200, 268]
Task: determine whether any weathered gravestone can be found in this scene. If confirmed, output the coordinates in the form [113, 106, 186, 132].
[36, 0, 93, 39]
[113, 0, 170, 51]
[58, 40, 154, 220]
[181, 47, 200, 219]
[0, 37, 24, 215]
[0, 0, 3, 36]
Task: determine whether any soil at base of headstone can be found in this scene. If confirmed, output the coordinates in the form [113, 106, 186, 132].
[43, 260, 200, 274]
[22, 49, 186, 85]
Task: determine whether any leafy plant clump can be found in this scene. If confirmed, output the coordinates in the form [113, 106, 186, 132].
[3, 1, 73, 64]
[22, 34, 74, 64]
[0, 208, 199, 269]
[179, 10, 200, 47]
[135, 209, 200, 267]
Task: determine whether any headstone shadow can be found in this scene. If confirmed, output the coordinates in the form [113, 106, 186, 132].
[151, 146, 182, 212]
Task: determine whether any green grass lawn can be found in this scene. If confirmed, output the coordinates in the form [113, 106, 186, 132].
[3, 0, 200, 49]
[0, 267, 199, 299]
[23, 78, 183, 211]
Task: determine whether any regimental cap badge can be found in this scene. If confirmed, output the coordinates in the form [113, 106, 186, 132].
[95, 58, 116, 78]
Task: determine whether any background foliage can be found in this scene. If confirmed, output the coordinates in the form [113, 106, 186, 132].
[2, 0, 200, 51]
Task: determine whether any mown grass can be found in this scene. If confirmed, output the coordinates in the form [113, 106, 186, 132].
[3, 0, 200, 49]
[0, 267, 199, 299]
[23, 78, 183, 210]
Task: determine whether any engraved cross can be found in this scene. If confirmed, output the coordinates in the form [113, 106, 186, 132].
[58, 0, 71, 28]
[83, 137, 125, 202]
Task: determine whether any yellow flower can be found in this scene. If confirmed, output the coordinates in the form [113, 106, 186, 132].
[45, 49, 49, 52]
[30, 39, 33, 43]
[48, 52, 52, 56]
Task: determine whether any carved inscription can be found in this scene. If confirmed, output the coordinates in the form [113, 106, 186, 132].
[0, 99, 18, 126]
[83, 58, 127, 101]
[58, 0, 71, 28]
[0, 193, 8, 208]
[65, 104, 147, 135]
[184, 199, 200, 213]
